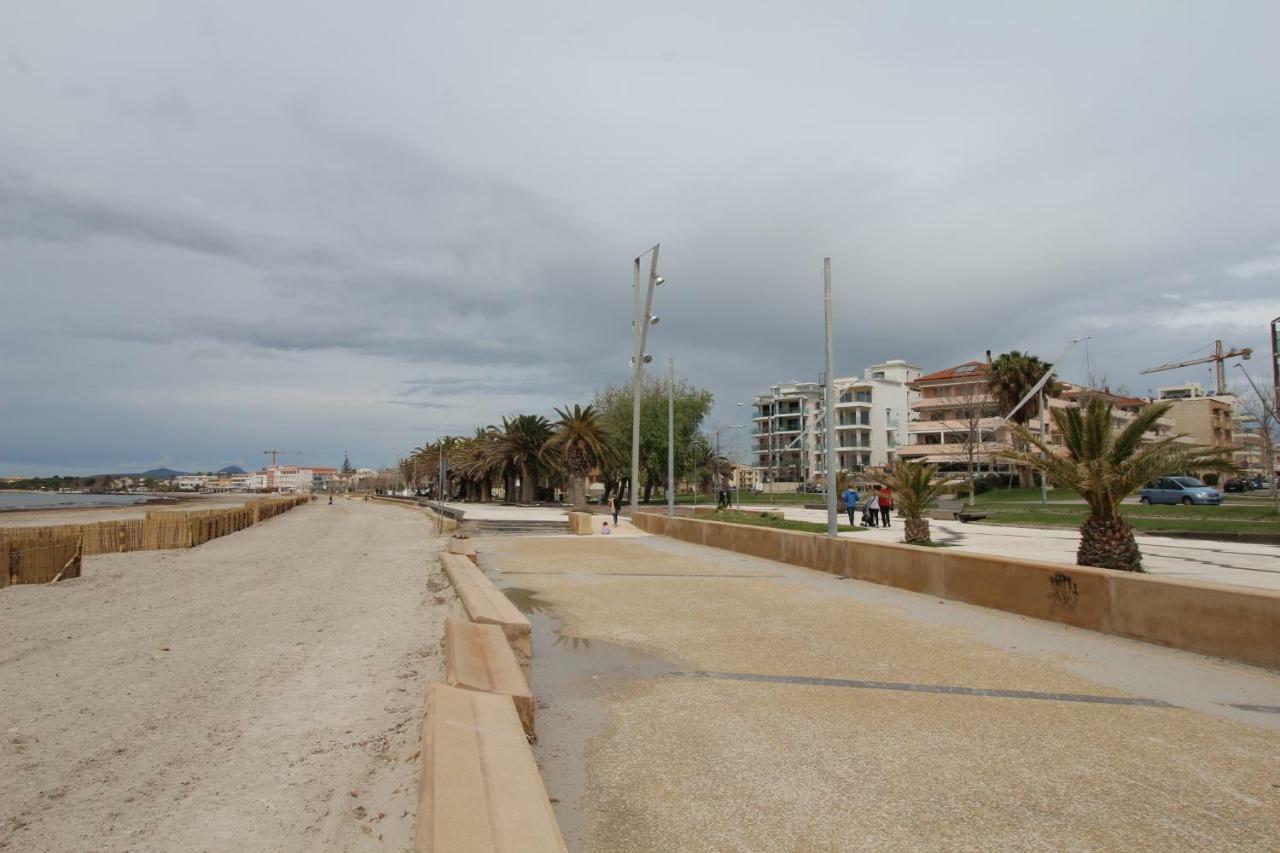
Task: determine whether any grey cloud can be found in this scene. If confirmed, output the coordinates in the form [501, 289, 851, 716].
[4, 0, 1280, 475]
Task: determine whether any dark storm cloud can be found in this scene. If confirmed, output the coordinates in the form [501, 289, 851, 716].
[2, 0, 1279, 475]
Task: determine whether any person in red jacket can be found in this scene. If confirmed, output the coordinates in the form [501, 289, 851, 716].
[878, 485, 894, 528]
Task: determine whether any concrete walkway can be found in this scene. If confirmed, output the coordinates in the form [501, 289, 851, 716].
[477, 534, 1280, 852]
[767, 506, 1280, 591]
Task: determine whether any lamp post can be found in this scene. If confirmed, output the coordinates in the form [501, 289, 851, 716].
[667, 358, 675, 517]
[630, 244, 663, 518]
[714, 424, 745, 509]
[823, 258, 838, 537]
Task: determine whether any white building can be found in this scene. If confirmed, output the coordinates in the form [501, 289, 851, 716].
[173, 474, 215, 491]
[752, 359, 922, 487]
[266, 466, 314, 493]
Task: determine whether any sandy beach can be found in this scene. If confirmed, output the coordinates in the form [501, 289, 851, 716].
[0, 498, 451, 852]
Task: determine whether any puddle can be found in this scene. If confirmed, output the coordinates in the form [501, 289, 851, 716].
[480, 572, 676, 851]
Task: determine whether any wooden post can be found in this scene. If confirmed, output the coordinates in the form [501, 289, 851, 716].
[8, 547, 18, 586]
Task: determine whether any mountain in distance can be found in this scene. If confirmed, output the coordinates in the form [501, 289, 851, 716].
[141, 468, 189, 479]
[217, 465, 247, 475]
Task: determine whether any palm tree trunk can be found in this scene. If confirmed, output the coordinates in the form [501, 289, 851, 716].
[904, 517, 931, 544]
[570, 473, 586, 510]
[1077, 515, 1143, 571]
[520, 465, 535, 503]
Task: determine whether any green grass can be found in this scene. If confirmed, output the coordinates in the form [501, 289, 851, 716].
[972, 502, 1279, 535]
[670, 492, 822, 505]
[702, 509, 867, 534]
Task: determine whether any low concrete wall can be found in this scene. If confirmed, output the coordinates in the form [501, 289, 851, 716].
[631, 512, 1280, 670]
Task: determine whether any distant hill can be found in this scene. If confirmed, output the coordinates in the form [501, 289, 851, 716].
[217, 465, 247, 475]
[141, 468, 188, 479]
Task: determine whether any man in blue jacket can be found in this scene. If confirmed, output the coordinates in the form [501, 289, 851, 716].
[841, 485, 859, 528]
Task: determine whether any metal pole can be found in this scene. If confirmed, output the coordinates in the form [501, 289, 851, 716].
[630, 245, 660, 518]
[823, 258, 838, 537]
[1039, 388, 1048, 505]
[667, 357, 675, 517]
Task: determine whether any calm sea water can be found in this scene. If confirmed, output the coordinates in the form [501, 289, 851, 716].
[0, 492, 156, 511]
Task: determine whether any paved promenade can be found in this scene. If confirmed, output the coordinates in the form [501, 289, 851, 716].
[770, 506, 1280, 591]
[477, 534, 1280, 851]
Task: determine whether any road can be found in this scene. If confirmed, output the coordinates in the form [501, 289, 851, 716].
[0, 499, 449, 852]
[478, 533, 1280, 852]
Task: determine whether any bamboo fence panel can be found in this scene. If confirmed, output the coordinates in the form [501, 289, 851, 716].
[5, 540, 81, 585]
[0, 495, 309, 586]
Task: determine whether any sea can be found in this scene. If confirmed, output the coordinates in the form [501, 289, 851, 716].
[0, 492, 157, 511]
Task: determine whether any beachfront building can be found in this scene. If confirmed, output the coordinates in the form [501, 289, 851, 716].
[752, 360, 922, 488]
[751, 381, 822, 490]
[264, 466, 314, 493]
[898, 361, 1192, 474]
[173, 474, 215, 491]
[812, 360, 923, 482]
[1153, 382, 1268, 476]
[895, 360, 1013, 473]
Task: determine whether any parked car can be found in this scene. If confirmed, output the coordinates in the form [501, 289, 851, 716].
[1224, 477, 1251, 493]
[1139, 477, 1223, 505]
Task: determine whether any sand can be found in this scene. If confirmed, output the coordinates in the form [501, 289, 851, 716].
[0, 498, 454, 852]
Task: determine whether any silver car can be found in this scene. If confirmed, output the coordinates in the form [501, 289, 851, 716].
[1139, 476, 1223, 506]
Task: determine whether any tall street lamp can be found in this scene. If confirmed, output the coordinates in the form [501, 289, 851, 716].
[630, 244, 663, 517]
[714, 424, 745, 508]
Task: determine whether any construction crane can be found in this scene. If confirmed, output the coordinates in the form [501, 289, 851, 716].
[1140, 339, 1252, 395]
[263, 449, 303, 467]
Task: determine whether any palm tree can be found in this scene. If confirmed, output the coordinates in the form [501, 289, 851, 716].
[543, 404, 612, 510]
[988, 351, 1055, 487]
[1000, 398, 1235, 571]
[879, 460, 959, 544]
[494, 414, 553, 503]
[451, 428, 501, 502]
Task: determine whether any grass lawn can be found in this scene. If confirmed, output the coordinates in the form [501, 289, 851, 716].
[971, 501, 1280, 535]
[671, 492, 822, 505]
[702, 509, 867, 534]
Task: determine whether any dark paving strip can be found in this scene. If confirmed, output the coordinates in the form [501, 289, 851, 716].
[674, 670, 1175, 708]
[1227, 703, 1280, 714]
[499, 571, 784, 578]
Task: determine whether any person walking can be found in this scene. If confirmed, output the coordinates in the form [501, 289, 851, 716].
[878, 485, 893, 528]
[609, 494, 620, 526]
[841, 484, 859, 527]
[864, 491, 880, 527]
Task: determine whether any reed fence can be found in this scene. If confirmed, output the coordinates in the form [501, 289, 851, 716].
[0, 494, 310, 587]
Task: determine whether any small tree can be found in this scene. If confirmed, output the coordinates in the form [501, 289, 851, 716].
[1001, 398, 1235, 571]
[942, 384, 992, 507]
[1233, 376, 1279, 515]
[879, 460, 959, 545]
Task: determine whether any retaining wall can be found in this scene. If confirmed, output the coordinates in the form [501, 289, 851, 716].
[632, 512, 1280, 670]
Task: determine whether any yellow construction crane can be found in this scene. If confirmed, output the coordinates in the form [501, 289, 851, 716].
[262, 449, 303, 467]
[1141, 339, 1253, 395]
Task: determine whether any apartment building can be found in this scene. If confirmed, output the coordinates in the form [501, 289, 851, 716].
[751, 360, 922, 486]
[1156, 384, 1236, 448]
[898, 361, 1189, 472]
[751, 381, 821, 487]
[896, 361, 1011, 471]
[1154, 382, 1267, 474]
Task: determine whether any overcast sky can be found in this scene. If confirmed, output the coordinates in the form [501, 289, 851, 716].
[3, 2, 1279, 476]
